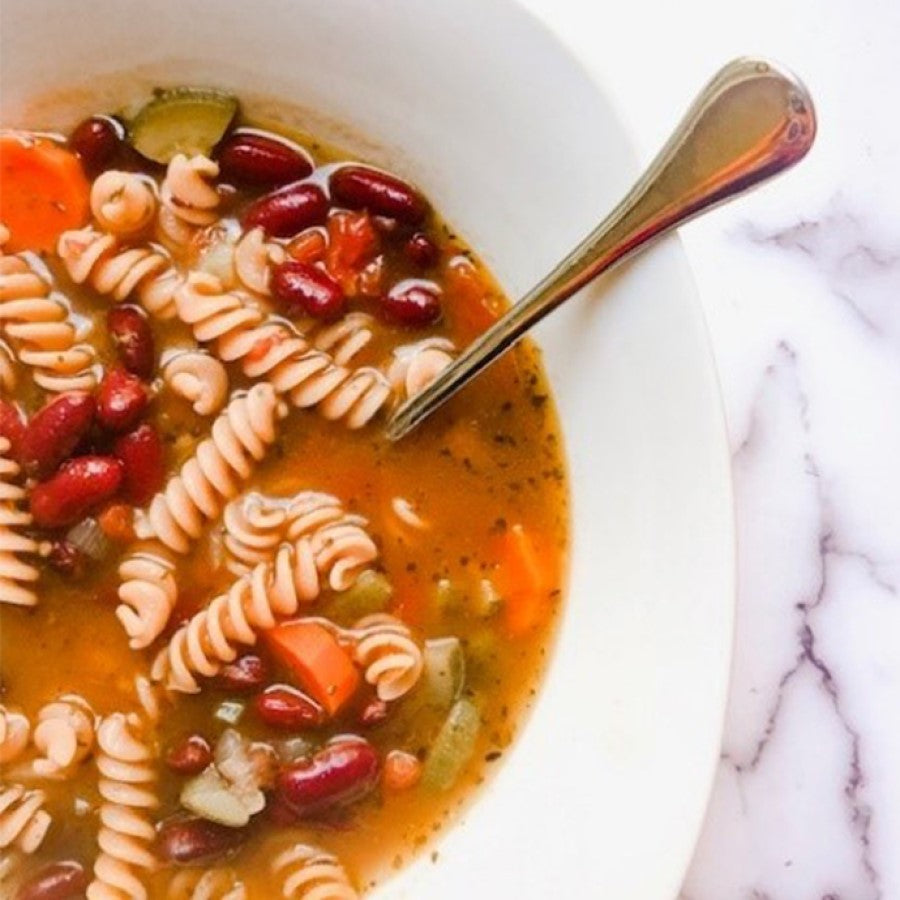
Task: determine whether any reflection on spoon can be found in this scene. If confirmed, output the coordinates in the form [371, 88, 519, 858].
[387, 57, 816, 441]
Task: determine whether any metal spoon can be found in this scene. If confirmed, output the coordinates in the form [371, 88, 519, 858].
[386, 57, 816, 440]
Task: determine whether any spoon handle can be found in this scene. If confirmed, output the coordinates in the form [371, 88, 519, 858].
[387, 57, 816, 440]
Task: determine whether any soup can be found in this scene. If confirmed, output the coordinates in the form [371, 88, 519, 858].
[0, 88, 567, 898]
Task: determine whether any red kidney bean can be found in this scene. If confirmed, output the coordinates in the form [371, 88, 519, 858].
[112, 423, 164, 506]
[358, 697, 389, 728]
[96, 368, 148, 433]
[15, 860, 88, 900]
[271, 261, 346, 320]
[276, 737, 379, 817]
[404, 232, 439, 268]
[156, 816, 249, 865]
[166, 734, 213, 775]
[242, 182, 329, 238]
[215, 654, 268, 693]
[267, 792, 302, 827]
[380, 279, 442, 327]
[255, 685, 325, 730]
[330, 165, 427, 225]
[47, 540, 88, 579]
[107, 306, 155, 379]
[19, 392, 96, 480]
[0, 399, 25, 460]
[30, 455, 123, 529]
[217, 129, 313, 186]
[68, 115, 126, 175]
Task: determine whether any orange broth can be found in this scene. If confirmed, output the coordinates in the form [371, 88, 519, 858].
[0, 100, 568, 897]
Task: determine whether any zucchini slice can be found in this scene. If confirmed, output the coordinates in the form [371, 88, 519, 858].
[129, 87, 238, 164]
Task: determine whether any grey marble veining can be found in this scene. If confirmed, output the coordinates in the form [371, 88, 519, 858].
[523, 0, 900, 895]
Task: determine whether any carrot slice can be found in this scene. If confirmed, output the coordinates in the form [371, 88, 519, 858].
[265, 621, 360, 716]
[0, 134, 90, 252]
[493, 525, 552, 637]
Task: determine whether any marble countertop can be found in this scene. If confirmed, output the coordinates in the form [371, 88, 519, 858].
[522, 0, 897, 896]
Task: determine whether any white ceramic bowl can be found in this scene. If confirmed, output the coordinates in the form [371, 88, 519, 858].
[1, 1, 735, 896]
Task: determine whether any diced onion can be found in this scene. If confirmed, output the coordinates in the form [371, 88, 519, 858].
[65, 517, 110, 561]
[180, 766, 251, 828]
[421, 637, 465, 711]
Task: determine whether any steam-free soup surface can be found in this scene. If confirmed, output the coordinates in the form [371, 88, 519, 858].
[0, 89, 567, 898]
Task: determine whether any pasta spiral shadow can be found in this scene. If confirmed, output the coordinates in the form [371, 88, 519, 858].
[351, 614, 424, 702]
[167, 867, 246, 900]
[0, 229, 98, 392]
[176, 272, 391, 429]
[0, 705, 30, 765]
[0, 784, 51, 854]
[0, 437, 44, 608]
[32, 694, 97, 779]
[153, 515, 378, 693]
[137, 383, 287, 555]
[116, 545, 179, 649]
[87, 713, 158, 900]
[57, 226, 180, 320]
[273, 844, 358, 900]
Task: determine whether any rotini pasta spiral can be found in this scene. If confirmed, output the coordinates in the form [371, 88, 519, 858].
[224, 490, 374, 586]
[0, 848, 19, 888]
[137, 384, 287, 555]
[158, 154, 221, 248]
[222, 491, 292, 574]
[387, 336, 455, 399]
[0, 784, 51, 854]
[0, 229, 98, 392]
[167, 867, 247, 900]
[153, 520, 378, 693]
[32, 694, 97, 779]
[176, 273, 392, 429]
[273, 844, 358, 900]
[162, 350, 230, 416]
[116, 545, 178, 650]
[0, 339, 18, 394]
[351, 614, 423, 702]
[90, 171, 158, 237]
[57, 226, 180, 320]
[0, 705, 30, 765]
[87, 713, 158, 900]
[0, 437, 44, 608]
[310, 312, 375, 368]
[233, 226, 285, 296]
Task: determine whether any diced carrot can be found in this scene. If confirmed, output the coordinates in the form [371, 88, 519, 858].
[0, 134, 90, 252]
[97, 502, 136, 543]
[493, 525, 552, 637]
[265, 621, 360, 716]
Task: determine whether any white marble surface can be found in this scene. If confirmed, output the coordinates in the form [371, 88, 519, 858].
[522, 0, 900, 896]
